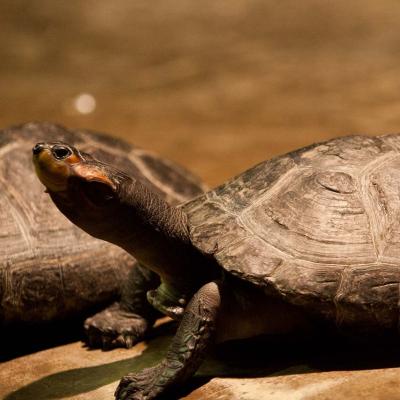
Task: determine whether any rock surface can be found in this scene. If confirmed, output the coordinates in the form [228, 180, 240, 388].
[2, 332, 400, 400]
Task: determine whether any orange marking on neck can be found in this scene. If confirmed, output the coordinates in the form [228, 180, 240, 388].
[66, 153, 82, 164]
[73, 164, 115, 188]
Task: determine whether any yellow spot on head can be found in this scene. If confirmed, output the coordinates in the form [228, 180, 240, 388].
[33, 149, 71, 192]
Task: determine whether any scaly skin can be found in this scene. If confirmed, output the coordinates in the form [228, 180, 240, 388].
[115, 282, 222, 400]
[84, 263, 161, 350]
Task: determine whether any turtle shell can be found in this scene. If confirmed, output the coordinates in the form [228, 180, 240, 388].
[0, 122, 206, 326]
[184, 135, 400, 332]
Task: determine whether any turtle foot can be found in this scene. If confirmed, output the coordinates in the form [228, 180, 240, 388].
[84, 302, 150, 350]
[146, 286, 185, 320]
[115, 365, 166, 400]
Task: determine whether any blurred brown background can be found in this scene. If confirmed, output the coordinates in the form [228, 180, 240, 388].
[1, 0, 400, 187]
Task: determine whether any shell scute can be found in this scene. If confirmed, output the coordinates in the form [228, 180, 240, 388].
[136, 152, 206, 201]
[215, 235, 284, 287]
[78, 129, 133, 153]
[294, 135, 392, 169]
[240, 168, 375, 264]
[187, 199, 249, 254]
[9, 263, 65, 322]
[334, 265, 400, 331]
[213, 154, 296, 213]
[359, 155, 400, 262]
[272, 261, 345, 318]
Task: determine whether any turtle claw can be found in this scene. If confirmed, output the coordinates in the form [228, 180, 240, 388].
[84, 302, 150, 350]
[115, 367, 164, 400]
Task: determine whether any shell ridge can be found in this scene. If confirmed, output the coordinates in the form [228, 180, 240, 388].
[0, 141, 21, 160]
[0, 175, 35, 255]
[358, 152, 400, 259]
[240, 166, 306, 214]
[127, 149, 188, 203]
[332, 264, 400, 331]
[334, 265, 358, 327]
[358, 151, 399, 176]
[187, 197, 249, 255]
[378, 134, 400, 153]
[79, 135, 128, 159]
[197, 171, 302, 260]
[236, 213, 295, 261]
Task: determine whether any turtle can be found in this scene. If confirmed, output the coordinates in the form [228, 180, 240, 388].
[33, 133, 400, 400]
[0, 121, 206, 347]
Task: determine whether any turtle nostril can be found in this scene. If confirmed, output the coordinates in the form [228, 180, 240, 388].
[32, 143, 45, 155]
[52, 145, 72, 160]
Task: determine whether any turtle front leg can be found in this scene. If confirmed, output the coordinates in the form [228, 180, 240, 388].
[115, 281, 222, 400]
[84, 263, 161, 349]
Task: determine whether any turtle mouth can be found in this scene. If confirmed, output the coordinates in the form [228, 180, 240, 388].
[32, 143, 81, 192]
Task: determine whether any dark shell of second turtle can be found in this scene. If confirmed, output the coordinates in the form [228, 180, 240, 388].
[184, 135, 400, 332]
[0, 122, 206, 326]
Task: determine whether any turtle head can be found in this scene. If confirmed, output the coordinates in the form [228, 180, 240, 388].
[33, 142, 86, 192]
[33, 141, 212, 301]
[32, 141, 126, 238]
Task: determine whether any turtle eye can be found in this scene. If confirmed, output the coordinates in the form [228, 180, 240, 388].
[52, 145, 72, 160]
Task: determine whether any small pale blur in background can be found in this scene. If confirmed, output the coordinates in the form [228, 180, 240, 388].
[1, 0, 400, 186]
